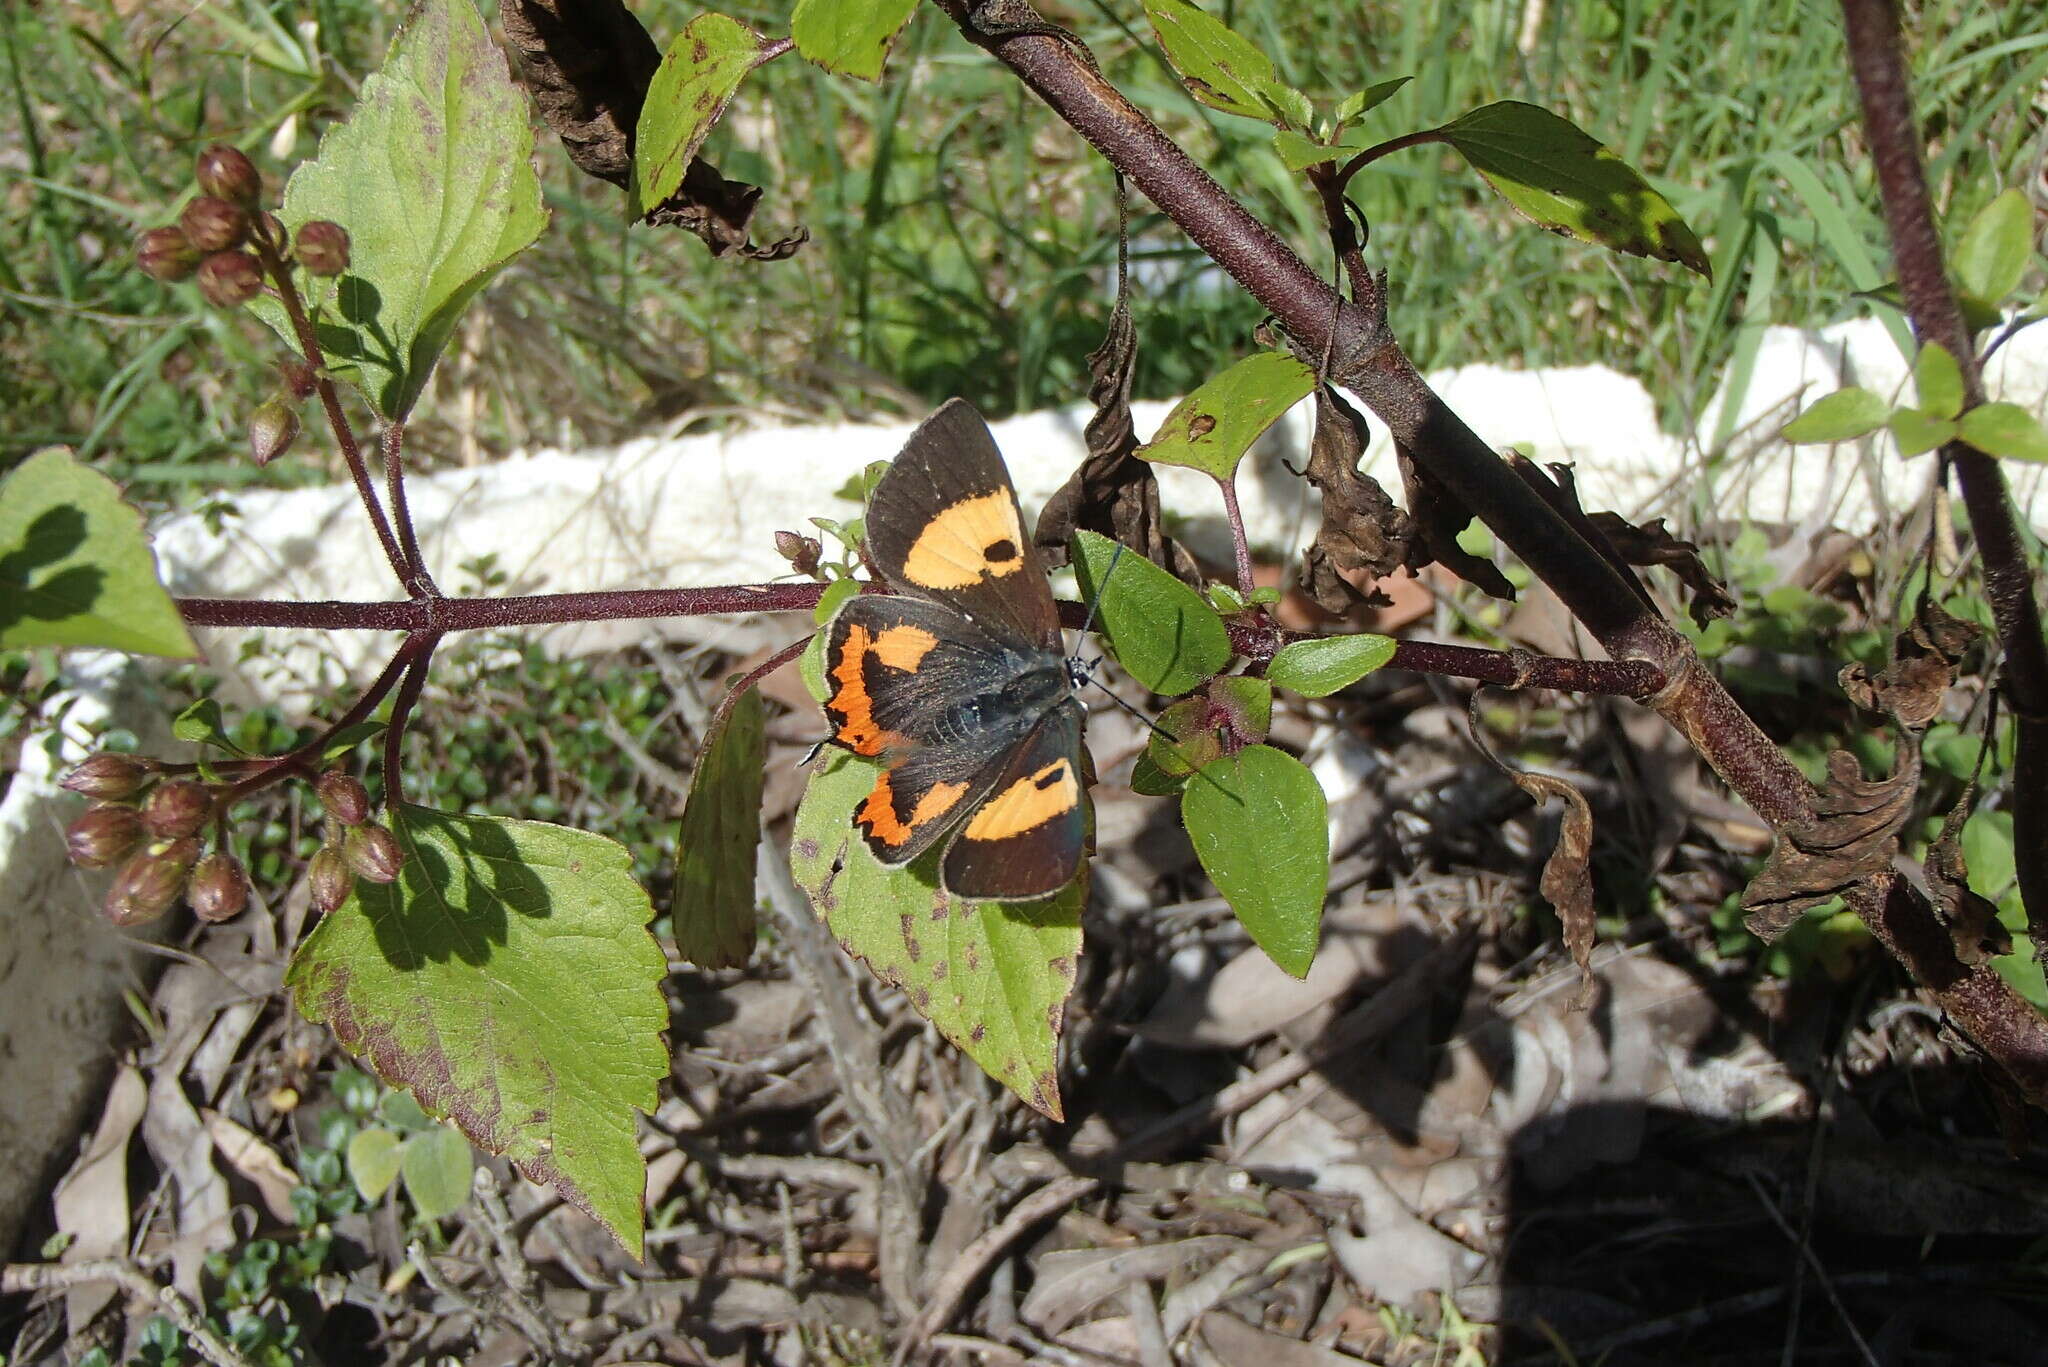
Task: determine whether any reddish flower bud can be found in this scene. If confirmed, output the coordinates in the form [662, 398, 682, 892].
[196, 251, 264, 308]
[104, 838, 199, 927]
[775, 530, 823, 577]
[293, 220, 350, 277]
[179, 195, 248, 253]
[248, 396, 301, 467]
[195, 144, 261, 206]
[252, 210, 287, 250]
[279, 359, 317, 401]
[61, 752, 153, 801]
[344, 823, 404, 884]
[135, 227, 200, 282]
[308, 846, 353, 915]
[66, 804, 144, 869]
[316, 770, 371, 826]
[187, 852, 251, 923]
[141, 779, 212, 840]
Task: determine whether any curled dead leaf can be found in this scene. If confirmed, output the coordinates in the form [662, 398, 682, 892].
[1292, 388, 1412, 613]
[1511, 769, 1598, 1008]
[1400, 440, 1514, 600]
[1926, 795, 2013, 967]
[1742, 748, 1919, 939]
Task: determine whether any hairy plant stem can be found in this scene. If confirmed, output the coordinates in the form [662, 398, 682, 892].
[1837, 0, 2048, 953]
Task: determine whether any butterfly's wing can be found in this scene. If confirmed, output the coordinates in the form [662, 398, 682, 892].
[823, 594, 1022, 758]
[863, 399, 1062, 652]
[941, 700, 1088, 901]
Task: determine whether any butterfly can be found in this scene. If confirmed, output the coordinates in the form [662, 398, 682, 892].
[820, 398, 1090, 901]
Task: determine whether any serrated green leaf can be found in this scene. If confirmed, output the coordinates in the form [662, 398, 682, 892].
[1273, 129, 1343, 171]
[0, 448, 196, 657]
[400, 1124, 475, 1221]
[345, 1127, 403, 1201]
[1437, 101, 1710, 278]
[1334, 76, 1411, 125]
[634, 14, 776, 215]
[792, 0, 919, 80]
[1889, 408, 1957, 457]
[1955, 188, 2034, 305]
[1129, 746, 1187, 797]
[286, 806, 667, 1252]
[1267, 634, 1397, 698]
[1137, 352, 1317, 481]
[1914, 342, 1964, 420]
[789, 751, 1081, 1118]
[1181, 745, 1328, 977]
[671, 687, 764, 969]
[1072, 530, 1231, 696]
[1959, 402, 2048, 464]
[1141, 0, 1278, 122]
[251, 0, 546, 419]
[1256, 80, 1313, 131]
[1147, 697, 1221, 778]
[1780, 387, 1889, 443]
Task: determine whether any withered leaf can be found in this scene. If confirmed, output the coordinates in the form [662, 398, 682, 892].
[500, 0, 805, 260]
[1035, 231, 1199, 582]
[1292, 388, 1413, 613]
[1926, 807, 2013, 967]
[1742, 748, 1920, 939]
[1584, 508, 1736, 627]
[1399, 439, 1515, 600]
[1512, 769, 1598, 1008]
[1838, 597, 1980, 729]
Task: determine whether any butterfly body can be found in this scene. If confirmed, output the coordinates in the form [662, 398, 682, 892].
[821, 400, 1089, 901]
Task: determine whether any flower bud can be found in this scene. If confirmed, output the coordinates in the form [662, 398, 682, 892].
[61, 752, 153, 801]
[179, 195, 247, 253]
[196, 251, 263, 308]
[135, 227, 199, 282]
[141, 779, 212, 840]
[187, 851, 251, 923]
[316, 770, 372, 826]
[66, 805, 144, 869]
[344, 823, 404, 884]
[308, 846, 353, 914]
[252, 210, 287, 250]
[195, 144, 261, 206]
[294, 220, 350, 276]
[775, 530, 823, 577]
[248, 396, 301, 467]
[279, 360, 316, 401]
[104, 838, 199, 927]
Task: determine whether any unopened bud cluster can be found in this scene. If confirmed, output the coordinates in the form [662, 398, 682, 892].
[60, 754, 247, 926]
[309, 768, 403, 914]
[131, 143, 350, 470]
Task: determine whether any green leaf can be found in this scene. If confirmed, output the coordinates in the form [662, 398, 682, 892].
[320, 720, 388, 763]
[253, 0, 547, 419]
[0, 448, 196, 657]
[172, 698, 242, 753]
[791, 0, 919, 81]
[670, 687, 765, 969]
[286, 806, 667, 1252]
[802, 579, 862, 702]
[1141, 0, 1278, 122]
[1334, 76, 1411, 125]
[1436, 101, 1710, 278]
[1914, 342, 1964, 420]
[1129, 746, 1187, 797]
[1954, 188, 2035, 305]
[1959, 403, 2048, 464]
[1256, 80, 1313, 131]
[399, 1124, 474, 1222]
[1273, 129, 1343, 171]
[1780, 387, 1888, 443]
[345, 1127, 403, 1202]
[1072, 530, 1231, 696]
[789, 751, 1081, 1118]
[1181, 745, 1328, 977]
[814, 575, 861, 625]
[1267, 634, 1397, 698]
[1889, 407, 1957, 458]
[1137, 352, 1317, 481]
[634, 14, 777, 215]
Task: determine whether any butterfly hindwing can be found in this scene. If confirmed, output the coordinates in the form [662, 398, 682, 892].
[942, 700, 1088, 901]
[863, 399, 1062, 651]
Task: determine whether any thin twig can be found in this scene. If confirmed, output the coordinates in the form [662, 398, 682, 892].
[2, 1260, 254, 1367]
[381, 631, 442, 807]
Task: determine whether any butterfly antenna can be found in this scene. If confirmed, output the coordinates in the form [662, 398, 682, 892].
[1073, 541, 1124, 645]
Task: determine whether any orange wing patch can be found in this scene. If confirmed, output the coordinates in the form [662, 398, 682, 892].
[859, 771, 971, 849]
[962, 758, 1078, 841]
[900, 491, 1027, 591]
[827, 623, 910, 757]
[871, 623, 938, 670]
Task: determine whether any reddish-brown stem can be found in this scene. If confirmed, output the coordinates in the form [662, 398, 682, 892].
[382, 421, 435, 594]
[221, 641, 419, 803]
[1214, 476, 1256, 596]
[1332, 129, 1448, 193]
[246, 233, 410, 585]
[1837, 0, 2048, 949]
[382, 633, 441, 807]
[707, 634, 815, 737]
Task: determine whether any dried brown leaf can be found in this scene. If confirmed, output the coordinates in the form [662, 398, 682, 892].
[1511, 769, 1598, 1007]
[1926, 797, 2013, 966]
[1742, 748, 1920, 939]
[1584, 508, 1737, 626]
[1399, 440, 1515, 600]
[1293, 388, 1413, 612]
[1841, 598, 1981, 728]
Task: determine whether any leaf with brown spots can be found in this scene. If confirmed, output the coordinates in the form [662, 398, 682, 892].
[1742, 748, 1920, 939]
[286, 806, 668, 1253]
[632, 14, 777, 217]
[1296, 387, 1412, 613]
[790, 752, 1082, 1118]
[499, 0, 661, 188]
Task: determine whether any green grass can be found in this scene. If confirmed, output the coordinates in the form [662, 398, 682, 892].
[2, 0, 2041, 492]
